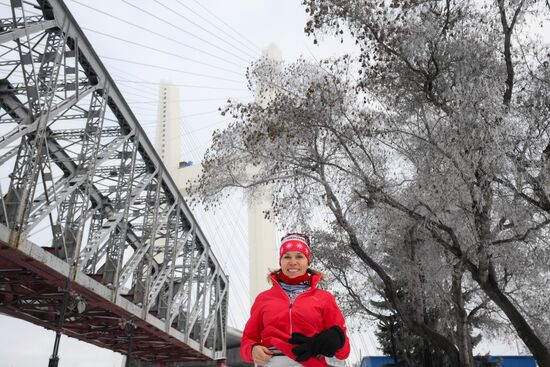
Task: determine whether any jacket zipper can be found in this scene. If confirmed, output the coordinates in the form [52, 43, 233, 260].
[289, 302, 293, 334]
[272, 274, 318, 336]
[288, 288, 312, 335]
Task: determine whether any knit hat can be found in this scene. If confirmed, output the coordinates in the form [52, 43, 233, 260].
[279, 233, 311, 264]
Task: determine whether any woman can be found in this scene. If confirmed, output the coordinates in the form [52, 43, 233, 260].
[240, 233, 350, 367]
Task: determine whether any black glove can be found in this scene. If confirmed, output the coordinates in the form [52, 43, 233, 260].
[289, 326, 345, 362]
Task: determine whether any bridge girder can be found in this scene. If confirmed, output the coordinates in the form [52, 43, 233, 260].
[0, 0, 228, 363]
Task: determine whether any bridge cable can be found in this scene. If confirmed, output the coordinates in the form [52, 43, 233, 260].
[70, 0, 248, 71]
[126, 97, 247, 104]
[153, 0, 257, 60]
[81, 27, 245, 78]
[190, 0, 262, 53]
[120, 0, 253, 65]
[115, 77, 248, 92]
[174, 0, 260, 56]
[91, 66, 251, 103]
[139, 111, 222, 126]
[183, 134, 251, 268]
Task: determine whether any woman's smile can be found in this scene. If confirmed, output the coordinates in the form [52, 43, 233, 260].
[280, 251, 308, 278]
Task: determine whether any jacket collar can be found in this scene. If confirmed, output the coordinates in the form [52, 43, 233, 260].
[270, 272, 321, 289]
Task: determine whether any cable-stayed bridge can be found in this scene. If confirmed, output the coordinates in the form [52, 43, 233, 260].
[0, 0, 229, 364]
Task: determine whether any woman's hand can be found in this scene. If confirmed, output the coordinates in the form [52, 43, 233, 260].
[252, 345, 273, 365]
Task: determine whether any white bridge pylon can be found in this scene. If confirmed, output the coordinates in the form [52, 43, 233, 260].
[0, 0, 228, 363]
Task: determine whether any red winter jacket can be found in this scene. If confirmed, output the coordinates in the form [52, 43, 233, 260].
[240, 273, 350, 367]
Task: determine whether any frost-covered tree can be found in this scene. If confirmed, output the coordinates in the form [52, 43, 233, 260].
[193, 1, 550, 366]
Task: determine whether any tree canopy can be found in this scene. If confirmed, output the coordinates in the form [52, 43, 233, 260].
[193, 1, 550, 366]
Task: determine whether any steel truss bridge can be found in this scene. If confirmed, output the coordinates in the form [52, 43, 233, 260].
[0, 0, 228, 364]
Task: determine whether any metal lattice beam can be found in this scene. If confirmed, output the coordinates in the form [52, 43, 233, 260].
[0, 0, 228, 363]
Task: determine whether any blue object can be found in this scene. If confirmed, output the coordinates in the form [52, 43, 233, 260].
[481, 356, 537, 367]
[360, 356, 536, 367]
[360, 356, 395, 367]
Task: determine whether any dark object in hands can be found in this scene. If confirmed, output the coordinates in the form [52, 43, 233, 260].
[289, 326, 345, 362]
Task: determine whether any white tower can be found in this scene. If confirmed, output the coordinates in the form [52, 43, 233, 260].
[247, 44, 282, 304]
[155, 81, 182, 178]
[155, 81, 201, 192]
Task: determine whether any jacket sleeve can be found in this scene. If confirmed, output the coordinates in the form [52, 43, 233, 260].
[240, 296, 263, 362]
[322, 293, 351, 360]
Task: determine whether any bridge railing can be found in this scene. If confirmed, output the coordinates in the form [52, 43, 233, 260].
[0, 0, 228, 362]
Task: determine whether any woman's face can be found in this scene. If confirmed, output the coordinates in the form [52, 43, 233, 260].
[280, 251, 308, 278]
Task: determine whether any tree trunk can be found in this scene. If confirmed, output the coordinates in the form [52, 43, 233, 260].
[463, 167, 549, 367]
[471, 266, 550, 367]
[452, 264, 475, 367]
[422, 339, 433, 367]
[405, 319, 461, 367]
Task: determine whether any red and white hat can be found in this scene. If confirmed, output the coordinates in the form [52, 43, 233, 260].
[279, 233, 311, 264]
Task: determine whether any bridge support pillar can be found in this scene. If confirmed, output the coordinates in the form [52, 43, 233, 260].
[124, 321, 137, 367]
